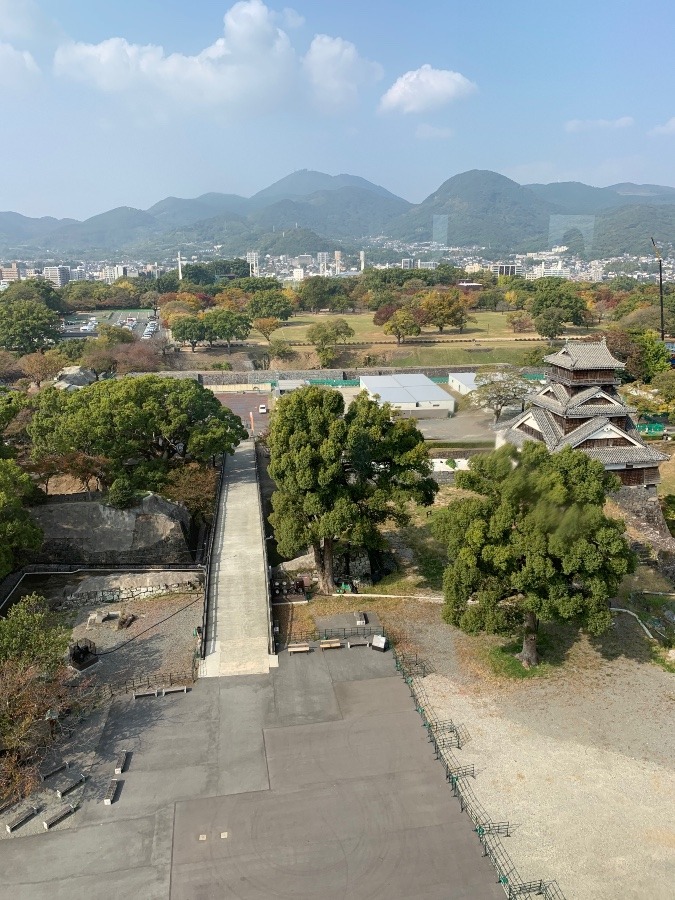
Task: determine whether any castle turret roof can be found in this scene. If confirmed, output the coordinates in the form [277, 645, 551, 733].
[544, 339, 624, 371]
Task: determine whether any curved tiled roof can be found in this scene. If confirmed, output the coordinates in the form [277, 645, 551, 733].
[544, 340, 624, 371]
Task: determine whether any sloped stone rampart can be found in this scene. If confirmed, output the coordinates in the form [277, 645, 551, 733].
[29, 494, 192, 565]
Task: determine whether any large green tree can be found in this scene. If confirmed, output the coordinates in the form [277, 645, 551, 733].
[0, 460, 42, 580]
[170, 316, 206, 351]
[383, 309, 421, 344]
[246, 291, 293, 321]
[202, 309, 251, 352]
[0, 301, 61, 355]
[527, 279, 587, 325]
[419, 290, 476, 333]
[2, 279, 64, 312]
[306, 318, 355, 367]
[268, 387, 436, 592]
[28, 376, 247, 476]
[0, 594, 68, 672]
[432, 443, 634, 667]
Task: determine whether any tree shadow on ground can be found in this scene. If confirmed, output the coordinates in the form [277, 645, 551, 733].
[588, 613, 656, 664]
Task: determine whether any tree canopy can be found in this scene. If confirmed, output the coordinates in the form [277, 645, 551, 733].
[0, 459, 42, 580]
[0, 300, 61, 355]
[28, 375, 248, 476]
[268, 386, 437, 592]
[470, 368, 530, 422]
[432, 443, 634, 667]
[383, 309, 421, 344]
[202, 308, 251, 351]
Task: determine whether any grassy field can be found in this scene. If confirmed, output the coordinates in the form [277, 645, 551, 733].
[393, 343, 548, 367]
[257, 311, 598, 345]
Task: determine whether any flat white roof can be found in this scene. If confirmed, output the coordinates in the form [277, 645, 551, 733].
[360, 374, 452, 405]
[448, 372, 479, 390]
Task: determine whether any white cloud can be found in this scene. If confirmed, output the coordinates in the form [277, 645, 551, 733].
[564, 116, 634, 133]
[0, 0, 43, 41]
[54, 1, 381, 116]
[54, 0, 297, 111]
[650, 117, 675, 136]
[303, 34, 382, 107]
[379, 64, 476, 114]
[280, 7, 304, 28]
[0, 40, 39, 89]
[415, 123, 452, 140]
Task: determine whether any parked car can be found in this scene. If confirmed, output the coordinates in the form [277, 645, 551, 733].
[258, 404, 268, 414]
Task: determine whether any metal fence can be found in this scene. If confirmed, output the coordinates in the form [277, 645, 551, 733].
[253, 444, 275, 658]
[200, 454, 226, 659]
[97, 669, 196, 700]
[392, 648, 567, 900]
[277, 625, 385, 648]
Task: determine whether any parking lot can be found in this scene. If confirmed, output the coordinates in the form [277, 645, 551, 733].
[215, 392, 272, 435]
[60, 309, 161, 340]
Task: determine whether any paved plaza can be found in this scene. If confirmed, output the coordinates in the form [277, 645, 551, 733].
[0, 650, 502, 900]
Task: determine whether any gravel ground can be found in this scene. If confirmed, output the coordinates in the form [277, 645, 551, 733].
[71, 592, 203, 685]
[410, 616, 675, 900]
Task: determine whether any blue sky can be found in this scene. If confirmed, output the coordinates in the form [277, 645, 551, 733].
[3, 0, 675, 219]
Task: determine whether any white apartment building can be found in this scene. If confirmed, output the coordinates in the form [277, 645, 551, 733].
[43, 265, 70, 287]
[490, 263, 524, 277]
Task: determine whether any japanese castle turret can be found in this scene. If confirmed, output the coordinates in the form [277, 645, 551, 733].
[496, 339, 668, 488]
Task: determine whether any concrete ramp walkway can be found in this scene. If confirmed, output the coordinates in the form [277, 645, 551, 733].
[200, 440, 274, 677]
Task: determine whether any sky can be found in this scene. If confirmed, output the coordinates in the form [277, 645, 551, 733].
[2, 0, 675, 219]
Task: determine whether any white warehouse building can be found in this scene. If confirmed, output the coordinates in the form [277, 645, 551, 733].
[359, 374, 455, 418]
[447, 372, 479, 395]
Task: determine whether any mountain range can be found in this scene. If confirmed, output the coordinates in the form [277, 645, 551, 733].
[1, 169, 674, 260]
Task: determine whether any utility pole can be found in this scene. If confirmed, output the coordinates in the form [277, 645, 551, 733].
[651, 237, 665, 341]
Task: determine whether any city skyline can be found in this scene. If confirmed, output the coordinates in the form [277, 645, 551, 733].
[3, 0, 675, 219]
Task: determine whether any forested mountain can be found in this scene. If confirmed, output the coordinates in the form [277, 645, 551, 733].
[387, 170, 556, 250]
[1, 169, 673, 258]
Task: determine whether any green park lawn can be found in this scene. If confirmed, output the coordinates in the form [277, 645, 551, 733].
[256, 310, 599, 345]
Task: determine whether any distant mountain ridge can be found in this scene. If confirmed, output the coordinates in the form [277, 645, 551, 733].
[1, 169, 673, 259]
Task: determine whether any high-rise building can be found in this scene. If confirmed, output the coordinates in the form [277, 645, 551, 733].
[359, 251, 366, 272]
[0, 262, 21, 282]
[246, 251, 259, 277]
[401, 258, 414, 270]
[490, 263, 524, 277]
[317, 252, 329, 275]
[334, 250, 342, 273]
[43, 266, 70, 288]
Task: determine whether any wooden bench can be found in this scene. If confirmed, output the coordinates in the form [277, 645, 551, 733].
[133, 688, 158, 699]
[43, 804, 77, 830]
[162, 685, 188, 696]
[40, 761, 69, 782]
[103, 779, 119, 806]
[55, 774, 85, 799]
[347, 638, 369, 648]
[6, 806, 39, 833]
[319, 638, 342, 650]
[114, 751, 128, 775]
[288, 643, 311, 654]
